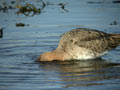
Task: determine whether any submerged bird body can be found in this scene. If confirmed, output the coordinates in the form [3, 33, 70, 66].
[37, 28, 120, 61]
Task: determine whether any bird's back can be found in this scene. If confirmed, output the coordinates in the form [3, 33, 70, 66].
[57, 28, 120, 57]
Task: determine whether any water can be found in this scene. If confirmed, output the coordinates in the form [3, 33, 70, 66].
[0, 0, 120, 90]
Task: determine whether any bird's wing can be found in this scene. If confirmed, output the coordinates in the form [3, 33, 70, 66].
[58, 28, 117, 53]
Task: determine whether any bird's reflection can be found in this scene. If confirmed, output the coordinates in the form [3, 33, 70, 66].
[37, 58, 120, 87]
[38, 58, 119, 72]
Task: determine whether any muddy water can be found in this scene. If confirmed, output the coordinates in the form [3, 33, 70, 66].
[0, 0, 120, 90]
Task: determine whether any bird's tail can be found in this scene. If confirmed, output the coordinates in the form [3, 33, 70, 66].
[110, 34, 120, 45]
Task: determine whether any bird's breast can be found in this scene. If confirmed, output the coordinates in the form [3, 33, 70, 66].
[66, 46, 107, 60]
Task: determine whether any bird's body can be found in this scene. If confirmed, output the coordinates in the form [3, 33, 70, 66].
[37, 28, 120, 61]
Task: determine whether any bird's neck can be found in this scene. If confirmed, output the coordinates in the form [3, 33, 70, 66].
[50, 50, 66, 61]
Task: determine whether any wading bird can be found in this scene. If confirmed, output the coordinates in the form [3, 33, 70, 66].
[37, 28, 120, 61]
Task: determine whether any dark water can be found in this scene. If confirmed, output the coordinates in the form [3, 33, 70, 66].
[0, 0, 120, 90]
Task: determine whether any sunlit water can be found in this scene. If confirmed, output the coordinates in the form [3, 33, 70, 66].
[0, 0, 120, 90]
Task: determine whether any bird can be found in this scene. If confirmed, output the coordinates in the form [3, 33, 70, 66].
[37, 28, 120, 61]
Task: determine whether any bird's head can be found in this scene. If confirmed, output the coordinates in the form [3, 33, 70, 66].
[37, 51, 65, 61]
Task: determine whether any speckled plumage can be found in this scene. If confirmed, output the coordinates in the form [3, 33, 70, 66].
[37, 28, 120, 61]
[58, 28, 119, 52]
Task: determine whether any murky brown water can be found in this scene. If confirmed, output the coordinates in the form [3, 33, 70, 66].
[0, 0, 120, 90]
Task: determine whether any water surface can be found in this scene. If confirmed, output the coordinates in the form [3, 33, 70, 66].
[0, 0, 120, 90]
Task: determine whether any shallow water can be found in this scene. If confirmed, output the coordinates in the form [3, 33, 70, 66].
[0, 0, 120, 90]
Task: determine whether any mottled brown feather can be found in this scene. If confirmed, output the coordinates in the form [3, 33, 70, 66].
[57, 28, 120, 53]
